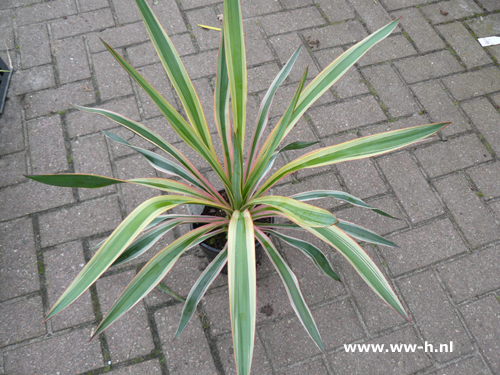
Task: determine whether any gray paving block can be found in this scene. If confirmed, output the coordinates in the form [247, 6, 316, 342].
[461, 98, 500, 156]
[315, 0, 354, 22]
[0, 295, 45, 346]
[360, 113, 431, 138]
[180, 0, 220, 10]
[182, 49, 218, 79]
[3, 327, 103, 375]
[381, 219, 467, 276]
[358, 35, 416, 66]
[38, 195, 122, 247]
[460, 296, 500, 373]
[468, 162, 500, 199]
[27, 115, 69, 174]
[97, 271, 155, 363]
[126, 34, 195, 67]
[398, 270, 473, 362]
[93, 49, 134, 101]
[428, 356, 490, 375]
[15, 0, 77, 26]
[438, 246, 500, 302]
[259, 7, 326, 36]
[364, 64, 419, 117]
[145, 0, 187, 35]
[442, 67, 500, 101]
[10, 65, 55, 95]
[396, 8, 445, 53]
[437, 22, 492, 69]
[478, 0, 500, 11]
[0, 217, 39, 301]
[241, 0, 281, 17]
[44, 241, 95, 331]
[411, 80, 470, 136]
[435, 174, 499, 248]
[394, 50, 464, 84]
[0, 179, 74, 222]
[306, 21, 368, 50]
[0, 152, 26, 188]
[66, 96, 141, 138]
[414, 134, 492, 178]
[0, 96, 24, 156]
[350, 0, 392, 33]
[72, 132, 115, 200]
[308, 96, 386, 136]
[55, 36, 91, 84]
[0, 0, 39, 11]
[155, 303, 218, 374]
[217, 333, 273, 374]
[466, 13, 500, 37]
[329, 326, 431, 375]
[187, 6, 221, 51]
[79, 0, 110, 13]
[50, 8, 115, 39]
[247, 63, 281, 94]
[378, 151, 443, 223]
[108, 359, 162, 374]
[19, 23, 51, 69]
[112, 0, 141, 25]
[421, 0, 481, 24]
[382, 0, 430, 11]
[244, 19, 275, 66]
[278, 358, 329, 375]
[24, 80, 96, 119]
[87, 22, 150, 53]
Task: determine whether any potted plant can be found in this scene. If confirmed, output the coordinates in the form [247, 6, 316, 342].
[27, 0, 448, 373]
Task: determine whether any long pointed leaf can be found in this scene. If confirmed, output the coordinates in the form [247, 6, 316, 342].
[337, 220, 397, 248]
[176, 247, 228, 338]
[228, 210, 256, 375]
[255, 229, 324, 351]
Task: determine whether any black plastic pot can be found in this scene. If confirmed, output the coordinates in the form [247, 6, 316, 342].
[0, 57, 12, 115]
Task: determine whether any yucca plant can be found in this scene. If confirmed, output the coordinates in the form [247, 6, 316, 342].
[27, 0, 448, 373]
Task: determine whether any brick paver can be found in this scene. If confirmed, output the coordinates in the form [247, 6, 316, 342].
[1, 0, 500, 374]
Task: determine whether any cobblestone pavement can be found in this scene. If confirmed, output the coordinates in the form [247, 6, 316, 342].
[1, 0, 500, 374]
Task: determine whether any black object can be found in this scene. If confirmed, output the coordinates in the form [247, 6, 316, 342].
[0, 57, 12, 114]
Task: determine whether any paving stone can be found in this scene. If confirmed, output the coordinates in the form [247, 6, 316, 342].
[72, 132, 115, 200]
[364, 64, 419, 117]
[330, 325, 431, 374]
[382, 0, 431, 11]
[438, 246, 500, 302]
[244, 19, 275, 66]
[259, 7, 326, 36]
[108, 359, 162, 374]
[314, 48, 370, 99]
[127, 34, 195, 67]
[217, 333, 273, 375]
[309, 96, 386, 136]
[25, 80, 96, 119]
[269, 32, 319, 83]
[0, 9, 13, 28]
[241, 0, 281, 18]
[461, 98, 500, 156]
[3, 327, 103, 375]
[155, 303, 217, 374]
[478, 0, 500, 11]
[434, 174, 499, 248]
[0, 295, 45, 346]
[421, 0, 482, 24]
[44, 241, 95, 331]
[336, 195, 407, 235]
[428, 355, 490, 375]
[15, 0, 77, 26]
[10, 65, 55, 95]
[490, 201, 500, 222]
[468, 162, 500, 199]
[0, 26, 15, 50]
[97, 270, 155, 363]
[442, 67, 500, 101]
[460, 296, 500, 373]
[27, 115, 69, 174]
[260, 300, 364, 368]
[94, 49, 134, 101]
[18, 23, 51, 69]
[112, 0, 141, 25]
[79, 0, 110, 13]
[88, 22, 150, 53]
[466, 13, 500, 37]
[412, 80, 470, 136]
[315, 0, 354, 23]
[306, 21, 368, 50]
[361, 112, 431, 138]
[0, 217, 40, 301]
[247, 63, 281, 94]
[192, 78, 216, 133]
[359, 35, 416, 66]
[381, 219, 467, 276]
[67, 96, 140, 138]
[0, 152, 26, 188]
[398, 270, 473, 362]
[277, 358, 329, 375]
[437, 22, 492, 69]
[38, 195, 122, 247]
[396, 8, 445, 53]
[50, 8, 115, 39]
[187, 6, 220, 51]
[394, 50, 464, 85]
[181, 0, 220, 9]
[145, 0, 187, 35]
[0, 96, 24, 156]
[183, 49, 218, 79]
[379, 151, 443, 223]
[0, 179, 74, 222]
[115, 153, 159, 215]
[350, 0, 392, 33]
[55, 36, 91, 84]
[414, 134, 492, 178]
